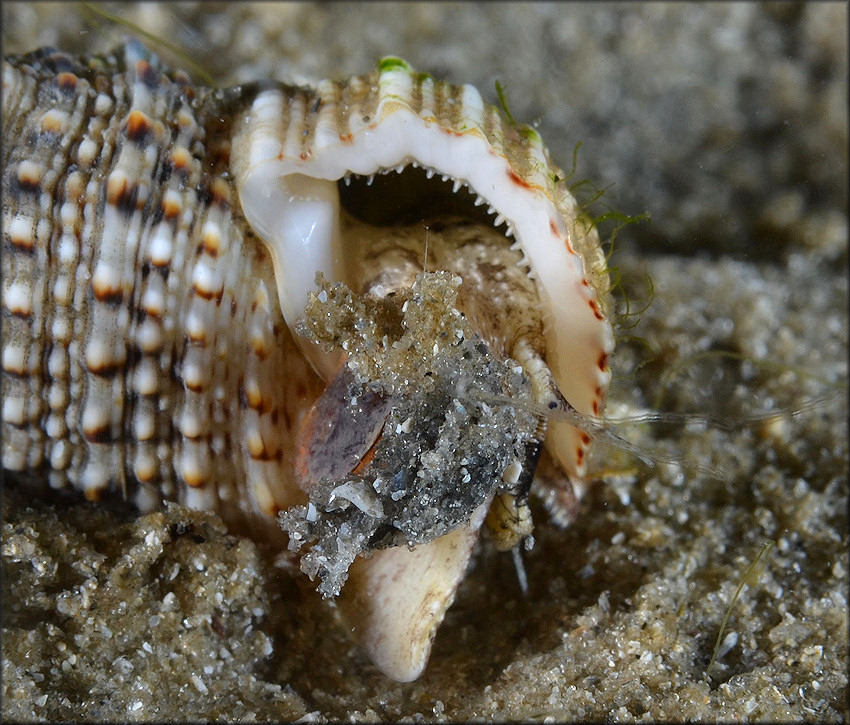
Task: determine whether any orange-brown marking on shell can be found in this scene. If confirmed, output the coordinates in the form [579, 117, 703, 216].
[169, 146, 192, 173]
[176, 108, 195, 129]
[209, 178, 231, 208]
[508, 168, 533, 189]
[83, 424, 111, 443]
[4, 299, 31, 318]
[134, 59, 160, 90]
[92, 277, 123, 304]
[588, 299, 604, 321]
[125, 109, 154, 143]
[251, 335, 269, 359]
[597, 352, 609, 372]
[16, 163, 41, 191]
[248, 432, 273, 461]
[339, 132, 354, 144]
[182, 470, 208, 488]
[135, 464, 157, 482]
[87, 358, 126, 377]
[56, 71, 78, 92]
[9, 221, 35, 252]
[187, 325, 207, 344]
[84, 487, 104, 502]
[202, 228, 221, 257]
[39, 110, 65, 135]
[106, 172, 133, 207]
[162, 195, 181, 221]
[192, 284, 222, 303]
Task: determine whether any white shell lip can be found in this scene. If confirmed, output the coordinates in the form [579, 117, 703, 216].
[234, 61, 614, 481]
[230, 58, 615, 682]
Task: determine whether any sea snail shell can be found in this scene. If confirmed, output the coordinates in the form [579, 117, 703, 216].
[2, 42, 613, 681]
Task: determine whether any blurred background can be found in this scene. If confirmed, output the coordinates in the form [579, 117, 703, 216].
[3, 1, 847, 263]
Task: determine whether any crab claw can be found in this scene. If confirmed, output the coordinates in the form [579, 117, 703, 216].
[294, 363, 393, 494]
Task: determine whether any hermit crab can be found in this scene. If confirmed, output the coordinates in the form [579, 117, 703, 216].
[2, 43, 613, 681]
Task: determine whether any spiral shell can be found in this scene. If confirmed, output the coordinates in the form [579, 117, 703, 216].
[2, 43, 613, 681]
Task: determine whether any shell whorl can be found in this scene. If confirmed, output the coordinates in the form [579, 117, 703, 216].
[2, 43, 320, 526]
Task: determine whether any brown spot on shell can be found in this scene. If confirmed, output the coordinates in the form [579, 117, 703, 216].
[106, 171, 137, 214]
[248, 434, 271, 460]
[185, 379, 208, 394]
[135, 464, 157, 482]
[83, 486, 104, 502]
[92, 277, 123, 305]
[16, 162, 41, 193]
[209, 178, 231, 208]
[5, 305, 31, 320]
[86, 359, 126, 377]
[246, 387, 263, 410]
[83, 425, 113, 443]
[192, 284, 222, 303]
[56, 72, 78, 93]
[188, 326, 207, 345]
[597, 352, 609, 371]
[134, 59, 161, 90]
[182, 470, 208, 488]
[251, 336, 269, 359]
[39, 110, 66, 136]
[125, 109, 154, 145]
[508, 168, 532, 190]
[162, 196, 181, 221]
[588, 299, 604, 321]
[202, 230, 220, 257]
[8, 222, 36, 253]
[168, 146, 192, 180]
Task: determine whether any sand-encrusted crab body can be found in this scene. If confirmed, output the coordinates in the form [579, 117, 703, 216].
[2, 43, 613, 681]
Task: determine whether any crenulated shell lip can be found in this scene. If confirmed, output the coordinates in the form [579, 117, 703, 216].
[228, 57, 617, 681]
[232, 57, 615, 483]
